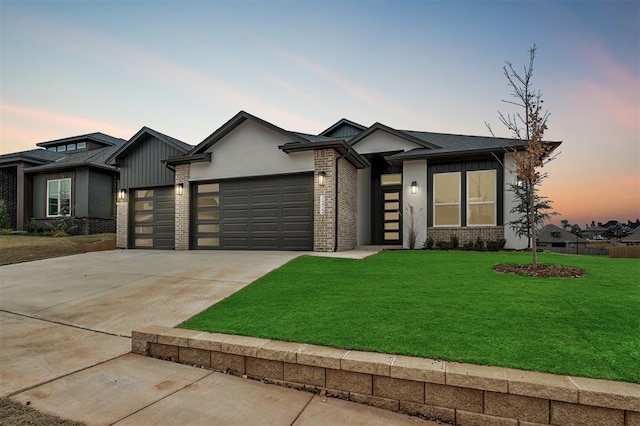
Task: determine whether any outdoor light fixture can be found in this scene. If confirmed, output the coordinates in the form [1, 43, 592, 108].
[176, 183, 184, 196]
[411, 181, 418, 194]
[117, 189, 127, 202]
[318, 171, 326, 187]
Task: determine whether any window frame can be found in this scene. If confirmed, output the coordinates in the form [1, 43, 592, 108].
[46, 178, 72, 217]
[466, 169, 497, 226]
[433, 172, 461, 227]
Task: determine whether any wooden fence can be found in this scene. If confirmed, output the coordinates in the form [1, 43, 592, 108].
[609, 245, 640, 259]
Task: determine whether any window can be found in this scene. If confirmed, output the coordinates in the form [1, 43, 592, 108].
[381, 173, 402, 186]
[47, 178, 71, 217]
[66, 143, 76, 151]
[467, 170, 496, 226]
[434, 172, 460, 226]
[76, 141, 87, 149]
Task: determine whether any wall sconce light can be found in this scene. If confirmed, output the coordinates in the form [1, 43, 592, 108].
[318, 171, 326, 187]
[117, 189, 127, 202]
[411, 181, 418, 194]
[176, 183, 184, 196]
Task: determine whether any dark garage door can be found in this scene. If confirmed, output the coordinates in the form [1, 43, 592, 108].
[131, 186, 175, 249]
[193, 174, 313, 250]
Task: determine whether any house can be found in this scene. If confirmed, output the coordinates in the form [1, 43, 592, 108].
[582, 225, 608, 240]
[620, 228, 640, 246]
[0, 133, 126, 233]
[108, 111, 561, 251]
[537, 224, 587, 249]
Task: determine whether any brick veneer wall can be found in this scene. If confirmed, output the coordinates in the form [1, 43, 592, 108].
[428, 226, 504, 245]
[116, 202, 128, 248]
[132, 326, 640, 426]
[336, 157, 357, 251]
[174, 164, 190, 251]
[314, 150, 336, 252]
[0, 166, 18, 229]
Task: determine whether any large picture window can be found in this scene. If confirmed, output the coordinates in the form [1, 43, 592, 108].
[467, 170, 496, 226]
[47, 178, 71, 217]
[434, 172, 460, 226]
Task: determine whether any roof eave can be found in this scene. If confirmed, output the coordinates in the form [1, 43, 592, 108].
[163, 152, 212, 166]
[279, 140, 370, 169]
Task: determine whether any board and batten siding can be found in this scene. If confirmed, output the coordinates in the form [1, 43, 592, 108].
[119, 136, 183, 189]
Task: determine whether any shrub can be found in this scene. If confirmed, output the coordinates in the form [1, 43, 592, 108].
[0, 228, 12, 235]
[52, 230, 68, 237]
[423, 237, 434, 250]
[435, 240, 451, 250]
[462, 241, 474, 251]
[449, 234, 459, 249]
[52, 215, 78, 235]
[0, 199, 10, 229]
[474, 237, 485, 251]
[25, 219, 51, 235]
[486, 238, 507, 251]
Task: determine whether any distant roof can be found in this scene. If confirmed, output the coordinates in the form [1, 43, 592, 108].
[23, 141, 126, 173]
[106, 126, 192, 165]
[621, 227, 640, 243]
[36, 132, 127, 148]
[0, 149, 63, 166]
[319, 118, 367, 138]
[537, 224, 587, 244]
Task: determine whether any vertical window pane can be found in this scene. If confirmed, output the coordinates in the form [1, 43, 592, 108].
[467, 170, 496, 226]
[434, 173, 460, 204]
[48, 181, 59, 216]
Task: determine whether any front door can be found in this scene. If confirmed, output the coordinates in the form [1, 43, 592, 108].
[380, 173, 402, 245]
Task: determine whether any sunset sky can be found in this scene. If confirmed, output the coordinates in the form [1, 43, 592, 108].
[1, 0, 638, 227]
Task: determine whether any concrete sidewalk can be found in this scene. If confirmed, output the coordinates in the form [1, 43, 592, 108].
[1, 249, 436, 425]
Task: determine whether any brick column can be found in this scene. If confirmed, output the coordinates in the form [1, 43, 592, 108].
[116, 201, 128, 248]
[314, 149, 337, 252]
[336, 158, 357, 251]
[174, 164, 190, 250]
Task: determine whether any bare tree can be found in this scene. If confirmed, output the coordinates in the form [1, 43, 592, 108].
[488, 44, 557, 269]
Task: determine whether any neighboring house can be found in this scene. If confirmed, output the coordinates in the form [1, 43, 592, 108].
[537, 224, 587, 249]
[582, 225, 608, 240]
[0, 133, 126, 233]
[620, 228, 640, 246]
[109, 110, 561, 252]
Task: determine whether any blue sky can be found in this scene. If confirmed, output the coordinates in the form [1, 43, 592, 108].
[1, 0, 638, 226]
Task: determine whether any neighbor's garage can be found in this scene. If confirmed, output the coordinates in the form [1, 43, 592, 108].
[193, 173, 313, 250]
[131, 186, 175, 249]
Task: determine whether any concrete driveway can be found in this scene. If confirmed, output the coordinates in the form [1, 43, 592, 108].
[1, 249, 435, 425]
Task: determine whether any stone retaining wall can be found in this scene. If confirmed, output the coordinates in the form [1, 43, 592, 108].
[132, 326, 640, 426]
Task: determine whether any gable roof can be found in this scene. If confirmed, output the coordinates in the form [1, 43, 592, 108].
[36, 132, 126, 148]
[189, 111, 311, 155]
[537, 224, 587, 244]
[348, 123, 441, 150]
[0, 148, 63, 166]
[106, 126, 192, 165]
[388, 131, 562, 161]
[621, 227, 640, 243]
[319, 118, 367, 138]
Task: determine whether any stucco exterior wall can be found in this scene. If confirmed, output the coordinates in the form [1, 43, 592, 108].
[503, 152, 528, 249]
[352, 131, 422, 155]
[402, 160, 428, 248]
[189, 120, 313, 181]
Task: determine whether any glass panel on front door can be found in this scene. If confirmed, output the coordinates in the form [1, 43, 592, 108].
[384, 190, 401, 242]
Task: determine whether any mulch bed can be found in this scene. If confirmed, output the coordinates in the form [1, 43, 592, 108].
[494, 263, 586, 278]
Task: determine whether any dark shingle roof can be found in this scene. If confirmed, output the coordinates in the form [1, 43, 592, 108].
[537, 224, 587, 244]
[23, 141, 125, 173]
[36, 132, 126, 148]
[0, 149, 63, 165]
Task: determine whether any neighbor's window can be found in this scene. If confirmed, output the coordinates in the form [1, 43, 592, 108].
[434, 172, 460, 226]
[467, 170, 496, 226]
[47, 178, 71, 217]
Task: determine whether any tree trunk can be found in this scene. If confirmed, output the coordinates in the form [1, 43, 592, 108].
[530, 199, 538, 269]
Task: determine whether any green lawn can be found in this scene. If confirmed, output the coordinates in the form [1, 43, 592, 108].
[179, 251, 640, 383]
